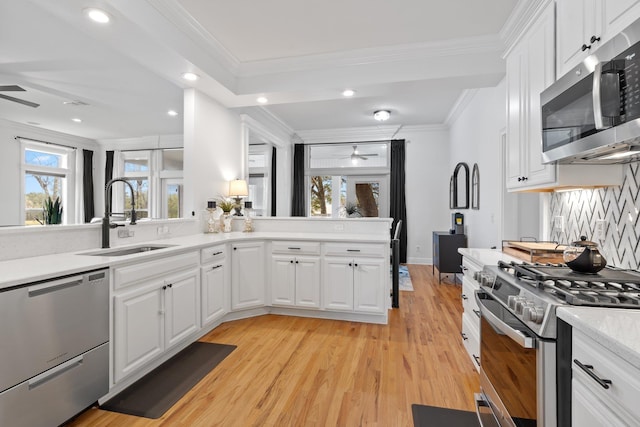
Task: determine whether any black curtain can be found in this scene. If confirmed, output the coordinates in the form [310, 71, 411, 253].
[82, 150, 95, 222]
[291, 143, 305, 216]
[271, 146, 277, 216]
[105, 151, 114, 211]
[390, 140, 408, 263]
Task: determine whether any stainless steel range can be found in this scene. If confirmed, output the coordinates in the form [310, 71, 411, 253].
[473, 261, 640, 427]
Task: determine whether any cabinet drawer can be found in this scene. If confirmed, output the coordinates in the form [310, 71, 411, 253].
[200, 245, 226, 264]
[114, 252, 199, 290]
[272, 241, 320, 255]
[572, 329, 640, 421]
[323, 243, 385, 258]
[461, 277, 480, 318]
[461, 312, 480, 371]
[462, 257, 482, 281]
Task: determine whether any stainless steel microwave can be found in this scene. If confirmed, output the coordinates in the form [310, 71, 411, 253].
[541, 17, 640, 164]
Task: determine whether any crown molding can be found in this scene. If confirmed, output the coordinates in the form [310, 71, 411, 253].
[238, 34, 504, 77]
[399, 124, 449, 133]
[500, 0, 553, 56]
[145, 0, 241, 73]
[295, 125, 403, 144]
[240, 110, 294, 148]
[444, 89, 480, 128]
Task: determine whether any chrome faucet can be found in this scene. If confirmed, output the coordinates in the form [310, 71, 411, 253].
[103, 178, 137, 248]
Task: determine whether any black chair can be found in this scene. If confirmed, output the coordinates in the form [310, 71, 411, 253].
[391, 219, 402, 308]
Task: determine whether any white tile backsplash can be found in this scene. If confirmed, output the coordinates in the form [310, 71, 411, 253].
[550, 163, 640, 269]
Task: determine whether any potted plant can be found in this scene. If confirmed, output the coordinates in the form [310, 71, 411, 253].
[217, 197, 235, 214]
[43, 196, 63, 224]
[343, 201, 362, 218]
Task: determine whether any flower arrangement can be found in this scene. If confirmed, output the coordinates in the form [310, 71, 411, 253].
[217, 197, 236, 213]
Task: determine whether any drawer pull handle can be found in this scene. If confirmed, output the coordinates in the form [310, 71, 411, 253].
[473, 309, 481, 318]
[461, 332, 468, 341]
[28, 355, 84, 389]
[461, 265, 468, 271]
[288, 247, 301, 250]
[461, 294, 468, 300]
[212, 251, 223, 256]
[574, 359, 612, 389]
[212, 265, 222, 270]
[473, 354, 481, 366]
[347, 249, 361, 252]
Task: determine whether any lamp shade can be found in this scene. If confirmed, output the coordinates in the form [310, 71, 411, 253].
[229, 179, 249, 198]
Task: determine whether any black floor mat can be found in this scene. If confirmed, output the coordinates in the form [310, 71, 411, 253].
[412, 404, 480, 427]
[101, 342, 236, 419]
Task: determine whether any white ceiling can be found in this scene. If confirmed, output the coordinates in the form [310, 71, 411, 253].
[0, 0, 519, 140]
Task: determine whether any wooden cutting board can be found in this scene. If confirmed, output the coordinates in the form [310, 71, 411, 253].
[505, 241, 567, 253]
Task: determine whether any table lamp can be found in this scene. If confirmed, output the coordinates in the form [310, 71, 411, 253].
[228, 179, 249, 216]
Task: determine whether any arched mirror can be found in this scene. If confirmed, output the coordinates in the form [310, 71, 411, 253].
[471, 163, 480, 210]
[450, 162, 469, 209]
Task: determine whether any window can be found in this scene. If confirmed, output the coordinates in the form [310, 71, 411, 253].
[307, 143, 389, 218]
[248, 146, 272, 216]
[21, 139, 75, 225]
[115, 149, 183, 220]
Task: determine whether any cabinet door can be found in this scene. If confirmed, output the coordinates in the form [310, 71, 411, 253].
[524, 2, 556, 186]
[165, 269, 200, 349]
[557, 0, 599, 77]
[322, 257, 354, 311]
[602, 0, 640, 41]
[271, 255, 296, 306]
[114, 284, 164, 383]
[231, 242, 265, 310]
[506, 41, 526, 189]
[353, 258, 385, 313]
[572, 376, 627, 427]
[295, 256, 321, 308]
[201, 261, 228, 326]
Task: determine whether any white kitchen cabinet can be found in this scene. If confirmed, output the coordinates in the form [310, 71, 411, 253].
[231, 241, 265, 310]
[506, 1, 556, 190]
[557, 0, 640, 78]
[571, 328, 640, 426]
[322, 256, 385, 314]
[201, 245, 229, 326]
[271, 255, 321, 308]
[460, 257, 482, 371]
[113, 266, 199, 383]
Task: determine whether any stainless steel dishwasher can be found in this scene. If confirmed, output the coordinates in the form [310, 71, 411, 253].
[0, 269, 109, 427]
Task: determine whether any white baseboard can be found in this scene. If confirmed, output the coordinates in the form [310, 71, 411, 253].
[407, 257, 430, 265]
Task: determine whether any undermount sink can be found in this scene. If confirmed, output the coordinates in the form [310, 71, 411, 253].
[80, 244, 176, 257]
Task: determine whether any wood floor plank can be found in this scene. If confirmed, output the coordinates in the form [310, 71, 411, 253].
[68, 265, 479, 426]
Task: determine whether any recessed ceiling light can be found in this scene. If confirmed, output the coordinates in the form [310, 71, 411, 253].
[84, 8, 110, 24]
[256, 96, 268, 104]
[181, 72, 199, 81]
[168, 110, 178, 116]
[342, 89, 355, 97]
[373, 110, 391, 122]
[72, 118, 82, 123]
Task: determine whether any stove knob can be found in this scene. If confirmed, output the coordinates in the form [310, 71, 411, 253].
[480, 274, 495, 287]
[473, 271, 481, 281]
[508, 296, 525, 310]
[515, 300, 534, 315]
[523, 306, 545, 324]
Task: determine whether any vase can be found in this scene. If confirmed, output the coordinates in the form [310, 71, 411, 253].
[221, 212, 232, 232]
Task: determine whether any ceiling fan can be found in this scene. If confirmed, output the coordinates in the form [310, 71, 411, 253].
[0, 85, 40, 108]
[347, 145, 378, 162]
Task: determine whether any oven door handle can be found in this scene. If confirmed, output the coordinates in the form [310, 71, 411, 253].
[476, 292, 536, 349]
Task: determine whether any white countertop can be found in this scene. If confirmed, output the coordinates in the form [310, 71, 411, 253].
[458, 247, 521, 267]
[0, 231, 388, 290]
[557, 306, 640, 370]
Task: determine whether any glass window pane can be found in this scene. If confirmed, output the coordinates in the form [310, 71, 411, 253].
[162, 149, 183, 171]
[355, 182, 379, 217]
[248, 175, 266, 216]
[124, 179, 149, 219]
[165, 183, 182, 219]
[310, 176, 332, 217]
[124, 157, 149, 172]
[25, 149, 61, 168]
[309, 143, 388, 169]
[249, 153, 266, 168]
[25, 173, 63, 225]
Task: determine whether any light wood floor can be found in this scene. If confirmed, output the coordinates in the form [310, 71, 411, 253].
[68, 266, 479, 426]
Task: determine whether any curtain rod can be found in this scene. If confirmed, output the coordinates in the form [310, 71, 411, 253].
[15, 136, 78, 150]
[118, 147, 183, 152]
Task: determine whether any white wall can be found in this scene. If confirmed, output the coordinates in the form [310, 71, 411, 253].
[395, 126, 451, 264]
[184, 88, 243, 218]
[448, 83, 507, 249]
